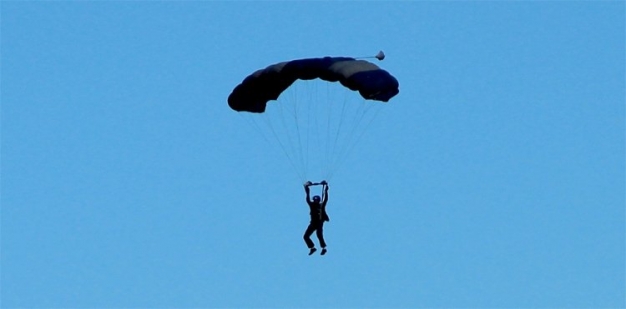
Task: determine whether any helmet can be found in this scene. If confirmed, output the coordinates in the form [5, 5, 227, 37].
[313, 196, 321, 202]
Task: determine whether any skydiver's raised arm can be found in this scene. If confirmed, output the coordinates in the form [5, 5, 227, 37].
[304, 181, 312, 203]
[322, 182, 329, 204]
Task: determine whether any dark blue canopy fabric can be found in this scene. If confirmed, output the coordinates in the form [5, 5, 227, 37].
[228, 57, 399, 113]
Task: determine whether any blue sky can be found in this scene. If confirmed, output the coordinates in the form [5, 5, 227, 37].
[2, 2, 624, 308]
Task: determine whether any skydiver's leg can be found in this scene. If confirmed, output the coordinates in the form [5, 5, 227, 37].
[316, 221, 327, 249]
[303, 222, 316, 249]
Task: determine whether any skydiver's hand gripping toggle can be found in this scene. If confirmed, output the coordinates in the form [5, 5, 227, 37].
[304, 180, 328, 187]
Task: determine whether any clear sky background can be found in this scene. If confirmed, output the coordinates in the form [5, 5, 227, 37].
[2, 2, 624, 308]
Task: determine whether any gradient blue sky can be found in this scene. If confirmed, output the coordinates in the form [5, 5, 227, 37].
[2, 2, 625, 308]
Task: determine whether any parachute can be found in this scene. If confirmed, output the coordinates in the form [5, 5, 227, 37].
[228, 55, 399, 182]
[228, 56, 399, 113]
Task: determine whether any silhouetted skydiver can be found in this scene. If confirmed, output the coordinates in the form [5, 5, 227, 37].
[303, 180, 330, 255]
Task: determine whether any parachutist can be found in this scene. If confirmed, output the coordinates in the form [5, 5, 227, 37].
[303, 181, 330, 255]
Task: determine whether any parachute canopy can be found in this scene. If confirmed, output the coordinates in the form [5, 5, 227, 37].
[228, 56, 399, 113]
